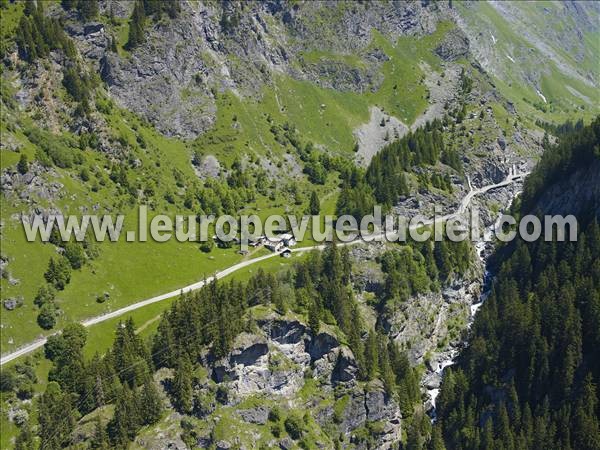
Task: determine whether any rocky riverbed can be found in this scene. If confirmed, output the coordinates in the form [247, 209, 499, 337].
[421, 181, 525, 418]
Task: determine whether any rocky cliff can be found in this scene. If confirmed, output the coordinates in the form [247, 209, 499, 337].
[1, 1, 598, 449]
[83, 1, 444, 138]
[134, 314, 402, 450]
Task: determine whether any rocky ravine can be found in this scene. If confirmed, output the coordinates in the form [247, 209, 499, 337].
[200, 161, 533, 448]
[420, 175, 528, 414]
[349, 154, 532, 418]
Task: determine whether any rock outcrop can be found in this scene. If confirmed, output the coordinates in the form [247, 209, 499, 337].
[66, 1, 448, 139]
[435, 28, 470, 62]
[202, 315, 402, 449]
[532, 159, 600, 219]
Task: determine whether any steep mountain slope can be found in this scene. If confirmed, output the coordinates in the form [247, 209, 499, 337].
[1, 0, 539, 355]
[435, 118, 600, 450]
[455, 1, 599, 120]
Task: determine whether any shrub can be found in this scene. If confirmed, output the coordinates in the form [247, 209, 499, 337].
[0, 370, 17, 392]
[199, 240, 213, 253]
[64, 242, 85, 269]
[17, 154, 28, 174]
[34, 284, 56, 308]
[215, 385, 228, 405]
[44, 257, 72, 290]
[16, 382, 34, 400]
[37, 303, 57, 330]
[268, 406, 281, 422]
[44, 334, 67, 361]
[284, 413, 304, 440]
[79, 167, 90, 182]
[270, 423, 282, 438]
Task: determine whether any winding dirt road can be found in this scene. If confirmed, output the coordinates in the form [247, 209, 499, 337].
[0, 171, 527, 366]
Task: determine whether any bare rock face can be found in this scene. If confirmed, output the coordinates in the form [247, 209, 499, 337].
[206, 316, 402, 448]
[98, 0, 133, 20]
[332, 381, 401, 450]
[99, 46, 217, 139]
[332, 347, 359, 383]
[268, 319, 306, 344]
[237, 405, 269, 425]
[531, 159, 600, 219]
[193, 154, 221, 179]
[435, 28, 470, 62]
[354, 106, 409, 166]
[294, 59, 384, 93]
[1, 163, 63, 204]
[67, 1, 445, 140]
[210, 319, 346, 397]
[365, 382, 396, 422]
[65, 21, 109, 61]
[209, 322, 305, 397]
[308, 331, 339, 361]
[215, 440, 232, 450]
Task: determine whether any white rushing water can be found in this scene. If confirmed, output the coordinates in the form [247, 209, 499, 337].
[426, 193, 520, 419]
[536, 89, 547, 103]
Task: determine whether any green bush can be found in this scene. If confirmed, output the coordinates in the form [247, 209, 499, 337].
[199, 240, 213, 253]
[0, 371, 17, 392]
[17, 154, 28, 174]
[64, 242, 85, 269]
[270, 422, 282, 438]
[37, 303, 57, 330]
[16, 381, 34, 400]
[268, 406, 281, 422]
[25, 128, 74, 168]
[44, 256, 72, 290]
[34, 284, 56, 308]
[284, 413, 305, 440]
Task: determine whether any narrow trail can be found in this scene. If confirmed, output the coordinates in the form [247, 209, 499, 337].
[0, 171, 528, 366]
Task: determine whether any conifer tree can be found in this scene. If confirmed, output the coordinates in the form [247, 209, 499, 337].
[140, 377, 163, 425]
[37, 302, 57, 330]
[17, 153, 28, 174]
[112, 319, 151, 387]
[364, 330, 379, 380]
[47, 323, 87, 394]
[308, 298, 321, 333]
[77, 0, 98, 20]
[309, 190, 320, 215]
[379, 337, 395, 396]
[38, 382, 76, 450]
[44, 257, 72, 290]
[173, 355, 193, 414]
[429, 426, 446, 450]
[90, 414, 109, 449]
[44, 258, 57, 285]
[126, 0, 146, 49]
[152, 317, 176, 368]
[108, 384, 140, 446]
[434, 240, 452, 281]
[480, 419, 494, 450]
[347, 305, 366, 378]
